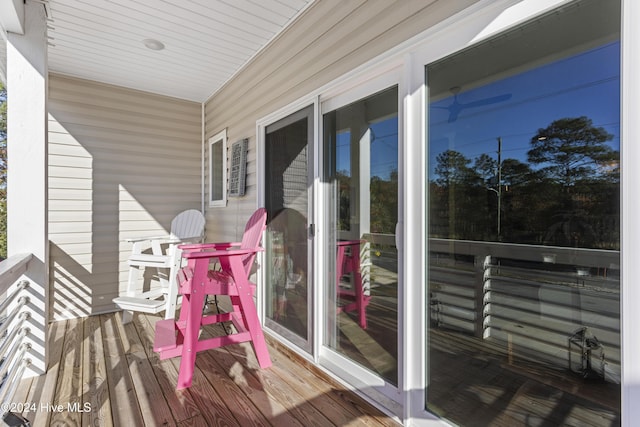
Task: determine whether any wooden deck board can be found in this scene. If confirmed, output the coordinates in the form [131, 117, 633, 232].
[197, 343, 305, 427]
[22, 316, 67, 427]
[169, 355, 243, 427]
[12, 313, 400, 427]
[136, 314, 202, 423]
[176, 414, 211, 427]
[123, 315, 176, 427]
[221, 339, 337, 427]
[100, 313, 146, 427]
[195, 350, 273, 427]
[265, 340, 393, 427]
[82, 314, 113, 427]
[127, 350, 177, 427]
[50, 317, 83, 427]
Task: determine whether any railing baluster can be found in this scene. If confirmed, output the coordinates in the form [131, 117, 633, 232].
[0, 297, 29, 339]
[0, 314, 29, 360]
[0, 343, 31, 407]
[0, 357, 31, 418]
[0, 253, 37, 410]
[0, 332, 29, 383]
[0, 280, 29, 316]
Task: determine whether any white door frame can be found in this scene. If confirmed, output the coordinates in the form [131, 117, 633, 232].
[406, 0, 633, 425]
[257, 97, 318, 355]
[317, 68, 405, 416]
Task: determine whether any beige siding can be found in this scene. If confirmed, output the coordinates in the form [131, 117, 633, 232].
[48, 74, 201, 320]
[203, 0, 478, 240]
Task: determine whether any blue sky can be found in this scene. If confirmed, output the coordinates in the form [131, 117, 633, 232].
[428, 41, 620, 179]
[332, 41, 619, 182]
[335, 117, 399, 179]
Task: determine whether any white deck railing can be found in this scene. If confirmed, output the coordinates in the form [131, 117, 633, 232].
[429, 238, 620, 383]
[0, 254, 34, 415]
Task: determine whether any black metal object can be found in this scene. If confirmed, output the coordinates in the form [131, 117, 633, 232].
[568, 326, 606, 380]
[2, 412, 30, 427]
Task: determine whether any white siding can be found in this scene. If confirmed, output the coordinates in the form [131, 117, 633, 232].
[48, 74, 201, 320]
[203, 0, 478, 240]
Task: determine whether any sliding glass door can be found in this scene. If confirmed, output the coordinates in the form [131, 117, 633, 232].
[426, 1, 621, 425]
[261, 83, 402, 400]
[263, 106, 314, 350]
[322, 86, 400, 387]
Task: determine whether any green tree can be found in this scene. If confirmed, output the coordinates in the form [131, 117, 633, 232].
[430, 116, 619, 249]
[432, 150, 492, 240]
[434, 149, 476, 186]
[528, 116, 616, 187]
[528, 116, 619, 248]
[370, 170, 398, 234]
[0, 81, 6, 259]
[473, 153, 497, 184]
[336, 170, 351, 231]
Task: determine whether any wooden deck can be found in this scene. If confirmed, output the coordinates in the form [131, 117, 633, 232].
[12, 312, 401, 427]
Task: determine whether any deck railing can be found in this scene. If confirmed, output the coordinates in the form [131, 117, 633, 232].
[429, 238, 620, 383]
[0, 254, 34, 416]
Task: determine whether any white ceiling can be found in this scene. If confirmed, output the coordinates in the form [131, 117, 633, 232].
[43, 0, 314, 102]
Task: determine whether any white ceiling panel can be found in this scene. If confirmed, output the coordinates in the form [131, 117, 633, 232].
[45, 0, 314, 102]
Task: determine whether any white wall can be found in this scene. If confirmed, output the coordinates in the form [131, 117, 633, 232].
[48, 74, 201, 320]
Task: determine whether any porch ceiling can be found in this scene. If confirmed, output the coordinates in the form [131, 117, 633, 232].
[8, 0, 314, 102]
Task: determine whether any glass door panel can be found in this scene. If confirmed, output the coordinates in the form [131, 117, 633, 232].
[264, 106, 313, 349]
[426, 1, 621, 425]
[323, 86, 399, 385]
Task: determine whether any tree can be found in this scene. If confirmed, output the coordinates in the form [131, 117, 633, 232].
[370, 170, 398, 234]
[473, 153, 497, 184]
[527, 116, 616, 187]
[500, 158, 534, 188]
[432, 150, 491, 240]
[434, 150, 476, 186]
[0, 82, 5, 183]
[0, 81, 5, 259]
[429, 116, 619, 248]
[528, 116, 619, 248]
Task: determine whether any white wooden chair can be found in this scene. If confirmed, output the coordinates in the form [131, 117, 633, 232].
[113, 209, 205, 323]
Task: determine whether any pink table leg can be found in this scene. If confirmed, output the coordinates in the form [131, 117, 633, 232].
[176, 257, 209, 389]
[222, 255, 272, 369]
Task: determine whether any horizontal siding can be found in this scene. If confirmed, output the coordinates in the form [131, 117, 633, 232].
[203, 0, 477, 242]
[48, 74, 202, 320]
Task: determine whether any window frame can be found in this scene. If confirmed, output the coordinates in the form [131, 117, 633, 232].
[208, 129, 227, 208]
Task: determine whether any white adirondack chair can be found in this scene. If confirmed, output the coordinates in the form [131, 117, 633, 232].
[113, 209, 206, 323]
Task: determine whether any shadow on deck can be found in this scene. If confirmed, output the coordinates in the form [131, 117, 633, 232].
[12, 312, 400, 427]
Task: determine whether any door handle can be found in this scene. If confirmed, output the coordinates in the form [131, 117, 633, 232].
[308, 223, 315, 239]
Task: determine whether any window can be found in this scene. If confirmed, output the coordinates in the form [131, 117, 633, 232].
[426, 0, 621, 425]
[209, 129, 227, 207]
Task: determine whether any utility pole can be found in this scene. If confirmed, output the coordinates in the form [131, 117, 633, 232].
[497, 137, 502, 240]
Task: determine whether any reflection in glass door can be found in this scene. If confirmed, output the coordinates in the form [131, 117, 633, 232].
[426, 1, 621, 425]
[264, 106, 313, 349]
[323, 87, 399, 385]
